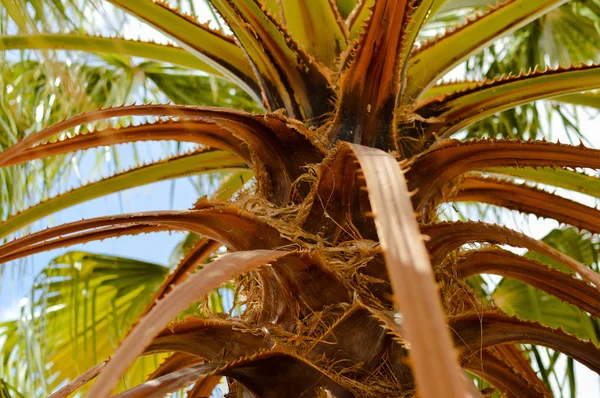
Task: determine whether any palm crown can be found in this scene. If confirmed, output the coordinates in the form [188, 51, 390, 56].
[2, 0, 600, 397]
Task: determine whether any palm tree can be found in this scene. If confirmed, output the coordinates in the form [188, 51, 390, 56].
[2, 0, 600, 397]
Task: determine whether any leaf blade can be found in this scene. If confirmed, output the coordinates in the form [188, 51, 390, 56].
[457, 248, 600, 320]
[420, 64, 600, 137]
[208, 0, 333, 120]
[405, 0, 569, 101]
[280, 0, 348, 67]
[488, 167, 600, 199]
[349, 143, 469, 398]
[0, 150, 246, 238]
[0, 34, 218, 74]
[333, 0, 412, 149]
[454, 175, 600, 234]
[106, 0, 260, 99]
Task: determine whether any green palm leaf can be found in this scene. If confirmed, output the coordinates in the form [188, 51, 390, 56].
[34, 251, 168, 393]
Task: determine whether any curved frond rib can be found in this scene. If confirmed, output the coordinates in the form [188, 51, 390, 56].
[115, 352, 353, 398]
[0, 224, 168, 264]
[407, 139, 600, 213]
[142, 171, 247, 317]
[186, 376, 222, 398]
[396, 1, 447, 98]
[0, 207, 289, 264]
[417, 63, 600, 138]
[349, 143, 468, 397]
[377, 309, 548, 396]
[217, 351, 354, 397]
[405, 0, 569, 101]
[450, 312, 600, 374]
[0, 34, 218, 74]
[423, 221, 600, 288]
[0, 105, 325, 203]
[88, 250, 289, 397]
[424, 82, 600, 110]
[0, 104, 245, 166]
[456, 248, 600, 318]
[144, 317, 272, 360]
[144, 353, 221, 397]
[113, 363, 221, 398]
[464, 350, 547, 398]
[143, 238, 222, 315]
[454, 175, 600, 234]
[47, 360, 107, 398]
[1, 120, 247, 166]
[0, 149, 246, 239]
[106, 0, 260, 99]
[492, 344, 550, 395]
[146, 353, 203, 381]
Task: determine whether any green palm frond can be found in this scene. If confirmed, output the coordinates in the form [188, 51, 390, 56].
[0, 251, 169, 394]
[0, 0, 92, 32]
[463, 1, 600, 141]
[492, 227, 600, 396]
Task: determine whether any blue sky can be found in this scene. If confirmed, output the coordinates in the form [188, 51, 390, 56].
[0, 143, 201, 321]
[0, 0, 216, 320]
